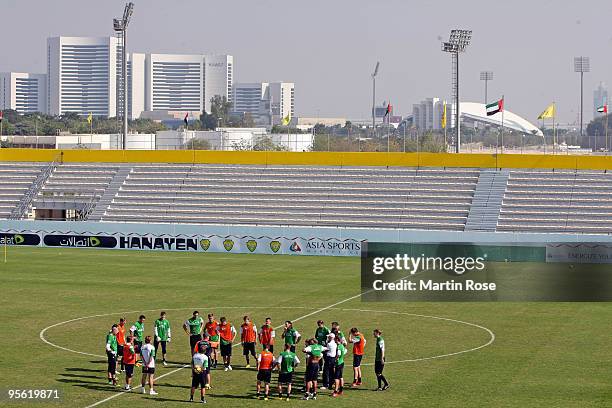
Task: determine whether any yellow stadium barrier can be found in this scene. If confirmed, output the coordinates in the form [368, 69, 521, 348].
[0, 148, 611, 170]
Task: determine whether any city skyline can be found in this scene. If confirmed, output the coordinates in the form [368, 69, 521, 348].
[2, 0, 612, 123]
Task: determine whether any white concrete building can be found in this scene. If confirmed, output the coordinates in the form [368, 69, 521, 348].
[157, 128, 312, 151]
[127, 53, 146, 120]
[145, 53, 204, 112]
[47, 36, 119, 117]
[4, 133, 155, 150]
[232, 82, 269, 123]
[233, 82, 294, 126]
[204, 55, 233, 113]
[413, 98, 454, 131]
[269, 82, 294, 125]
[0, 72, 47, 114]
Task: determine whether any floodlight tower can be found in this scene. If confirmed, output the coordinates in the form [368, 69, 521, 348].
[480, 71, 493, 104]
[113, 2, 134, 150]
[442, 29, 472, 153]
[574, 56, 590, 140]
[371, 62, 380, 135]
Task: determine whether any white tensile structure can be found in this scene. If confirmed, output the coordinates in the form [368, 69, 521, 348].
[460, 102, 543, 136]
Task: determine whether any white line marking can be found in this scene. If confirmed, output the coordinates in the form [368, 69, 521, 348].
[84, 364, 188, 408]
[41, 292, 496, 407]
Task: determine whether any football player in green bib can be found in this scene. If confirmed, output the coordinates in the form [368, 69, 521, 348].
[154, 311, 172, 366]
[281, 321, 301, 353]
[374, 329, 389, 391]
[332, 338, 348, 397]
[183, 311, 204, 355]
[105, 324, 119, 386]
[130, 315, 146, 365]
[302, 339, 327, 400]
[314, 320, 331, 384]
[275, 343, 300, 400]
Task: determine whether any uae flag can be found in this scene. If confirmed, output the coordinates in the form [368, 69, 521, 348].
[384, 102, 392, 118]
[486, 98, 504, 116]
[597, 105, 608, 114]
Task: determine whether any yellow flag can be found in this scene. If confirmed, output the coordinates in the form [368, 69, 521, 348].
[281, 113, 291, 126]
[538, 103, 555, 120]
[441, 102, 447, 129]
[87, 112, 93, 124]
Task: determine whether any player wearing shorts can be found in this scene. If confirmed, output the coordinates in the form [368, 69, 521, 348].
[123, 336, 136, 390]
[240, 315, 257, 368]
[349, 327, 366, 387]
[302, 339, 327, 400]
[258, 317, 275, 353]
[204, 314, 220, 368]
[130, 315, 146, 365]
[255, 345, 275, 400]
[154, 311, 171, 366]
[373, 329, 389, 391]
[116, 318, 127, 373]
[190, 343, 209, 404]
[281, 321, 301, 353]
[332, 338, 348, 397]
[193, 335, 213, 389]
[183, 311, 204, 355]
[140, 336, 157, 395]
[218, 317, 237, 371]
[275, 343, 300, 401]
[105, 324, 119, 386]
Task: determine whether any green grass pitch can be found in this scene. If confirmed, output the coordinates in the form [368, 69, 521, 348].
[1, 247, 611, 407]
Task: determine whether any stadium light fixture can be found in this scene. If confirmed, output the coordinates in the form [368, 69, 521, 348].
[442, 29, 472, 153]
[480, 71, 494, 104]
[371, 62, 380, 135]
[574, 56, 590, 140]
[113, 2, 134, 150]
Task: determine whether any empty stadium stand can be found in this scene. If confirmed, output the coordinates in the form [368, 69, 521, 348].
[0, 162, 45, 219]
[2, 159, 612, 235]
[102, 164, 478, 230]
[497, 169, 612, 235]
[32, 163, 121, 219]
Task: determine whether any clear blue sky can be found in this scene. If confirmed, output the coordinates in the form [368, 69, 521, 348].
[2, 0, 612, 123]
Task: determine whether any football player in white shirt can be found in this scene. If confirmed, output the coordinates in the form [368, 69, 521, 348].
[140, 336, 158, 395]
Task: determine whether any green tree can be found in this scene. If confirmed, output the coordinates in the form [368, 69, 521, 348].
[184, 138, 211, 150]
[253, 136, 288, 151]
[210, 95, 232, 127]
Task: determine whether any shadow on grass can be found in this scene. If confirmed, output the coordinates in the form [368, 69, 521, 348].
[60, 373, 100, 380]
[65, 366, 105, 373]
[57, 377, 117, 392]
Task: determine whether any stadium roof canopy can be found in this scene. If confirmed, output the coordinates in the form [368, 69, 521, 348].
[461, 102, 543, 136]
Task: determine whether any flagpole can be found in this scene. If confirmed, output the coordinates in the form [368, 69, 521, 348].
[542, 116, 546, 155]
[501, 95, 505, 154]
[387, 103, 390, 153]
[606, 107, 609, 154]
[552, 102, 556, 155]
[443, 101, 447, 152]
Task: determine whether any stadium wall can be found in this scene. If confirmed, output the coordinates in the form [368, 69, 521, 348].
[1, 220, 610, 257]
[1, 148, 612, 170]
